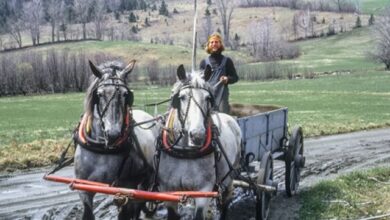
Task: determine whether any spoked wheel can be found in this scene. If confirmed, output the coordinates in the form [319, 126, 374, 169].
[256, 151, 273, 220]
[285, 126, 305, 197]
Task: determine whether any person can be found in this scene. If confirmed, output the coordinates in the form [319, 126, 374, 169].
[199, 33, 239, 114]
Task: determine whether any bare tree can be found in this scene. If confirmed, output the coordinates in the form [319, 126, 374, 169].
[200, 12, 214, 47]
[292, 10, 314, 40]
[370, 7, 390, 70]
[247, 17, 299, 61]
[46, 0, 63, 42]
[215, 0, 235, 47]
[74, 0, 93, 40]
[23, 0, 43, 46]
[105, 0, 121, 12]
[6, 16, 24, 48]
[92, 0, 107, 40]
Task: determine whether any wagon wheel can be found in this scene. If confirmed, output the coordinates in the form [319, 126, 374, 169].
[256, 151, 273, 220]
[285, 126, 305, 197]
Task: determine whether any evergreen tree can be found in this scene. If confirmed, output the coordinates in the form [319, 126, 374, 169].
[144, 17, 150, 27]
[159, 0, 169, 17]
[234, 33, 240, 41]
[114, 11, 120, 20]
[368, 14, 375, 26]
[129, 11, 137, 22]
[355, 16, 362, 28]
[205, 8, 211, 17]
[131, 25, 138, 33]
[207, 0, 212, 5]
[139, 0, 147, 10]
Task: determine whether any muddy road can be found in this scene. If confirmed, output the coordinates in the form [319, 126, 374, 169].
[1, 128, 390, 220]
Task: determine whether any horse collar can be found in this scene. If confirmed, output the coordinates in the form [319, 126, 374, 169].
[161, 109, 214, 159]
[74, 111, 132, 154]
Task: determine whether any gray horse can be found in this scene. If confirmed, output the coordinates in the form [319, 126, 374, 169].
[74, 60, 158, 220]
[157, 65, 242, 219]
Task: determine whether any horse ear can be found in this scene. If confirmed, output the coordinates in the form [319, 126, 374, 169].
[119, 60, 136, 80]
[89, 60, 103, 78]
[177, 64, 186, 81]
[203, 64, 212, 81]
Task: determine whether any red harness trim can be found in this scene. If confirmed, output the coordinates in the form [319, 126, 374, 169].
[77, 109, 131, 146]
[162, 109, 212, 152]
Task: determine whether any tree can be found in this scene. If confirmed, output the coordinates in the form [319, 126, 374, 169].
[215, 0, 234, 47]
[23, 0, 44, 46]
[371, 7, 390, 70]
[354, 16, 362, 28]
[292, 10, 315, 40]
[159, 0, 169, 17]
[74, 0, 93, 40]
[200, 10, 213, 47]
[144, 17, 150, 27]
[129, 12, 137, 22]
[92, 0, 107, 40]
[6, 16, 24, 48]
[46, 0, 63, 42]
[247, 17, 299, 61]
[368, 14, 375, 26]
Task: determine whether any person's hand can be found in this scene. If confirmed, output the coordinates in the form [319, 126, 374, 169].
[220, 76, 229, 84]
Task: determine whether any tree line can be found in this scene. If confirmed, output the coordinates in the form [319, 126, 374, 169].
[0, 0, 171, 50]
[0, 49, 180, 96]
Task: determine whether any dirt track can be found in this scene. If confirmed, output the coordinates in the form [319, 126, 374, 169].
[1, 128, 390, 220]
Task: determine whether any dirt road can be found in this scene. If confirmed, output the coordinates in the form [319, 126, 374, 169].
[1, 128, 390, 220]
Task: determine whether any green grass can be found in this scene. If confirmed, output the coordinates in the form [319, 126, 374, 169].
[231, 70, 390, 136]
[1, 70, 389, 171]
[360, 0, 389, 14]
[280, 27, 378, 73]
[300, 166, 390, 219]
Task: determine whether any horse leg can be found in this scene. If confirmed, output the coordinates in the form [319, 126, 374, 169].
[194, 197, 209, 220]
[79, 191, 95, 220]
[166, 203, 181, 220]
[117, 202, 144, 220]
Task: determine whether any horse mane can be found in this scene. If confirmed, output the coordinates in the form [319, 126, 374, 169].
[83, 60, 125, 116]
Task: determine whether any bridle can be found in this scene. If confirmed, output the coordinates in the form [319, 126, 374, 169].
[91, 76, 133, 148]
[172, 85, 214, 134]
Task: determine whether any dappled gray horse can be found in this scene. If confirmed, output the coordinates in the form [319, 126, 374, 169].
[74, 60, 158, 220]
[157, 65, 242, 219]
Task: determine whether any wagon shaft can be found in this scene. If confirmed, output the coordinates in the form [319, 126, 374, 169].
[44, 175, 218, 202]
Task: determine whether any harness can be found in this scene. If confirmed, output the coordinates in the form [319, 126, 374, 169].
[74, 76, 134, 154]
[160, 84, 215, 159]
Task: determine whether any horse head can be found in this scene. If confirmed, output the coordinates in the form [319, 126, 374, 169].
[85, 60, 135, 147]
[169, 64, 214, 147]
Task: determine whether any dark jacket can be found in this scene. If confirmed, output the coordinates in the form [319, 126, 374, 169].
[200, 53, 238, 113]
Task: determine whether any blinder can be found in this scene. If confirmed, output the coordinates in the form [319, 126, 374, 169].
[125, 90, 134, 107]
[93, 78, 134, 107]
[170, 86, 215, 109]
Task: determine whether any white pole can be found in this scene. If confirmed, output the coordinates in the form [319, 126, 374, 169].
[191, 0, 198, 73]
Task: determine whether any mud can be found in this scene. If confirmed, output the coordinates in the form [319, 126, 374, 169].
[1, 128, 390, 220]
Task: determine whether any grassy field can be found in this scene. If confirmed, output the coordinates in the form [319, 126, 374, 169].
[1, 17, 390, 171]
[1, 68, 390, 171]
[300, 166, 390, 219]
[361, 0, 389, 14]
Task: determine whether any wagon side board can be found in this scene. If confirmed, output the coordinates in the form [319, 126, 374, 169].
[237, 107, 288, 161]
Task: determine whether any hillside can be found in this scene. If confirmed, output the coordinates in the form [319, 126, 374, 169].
[0, 0, 375, 68]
